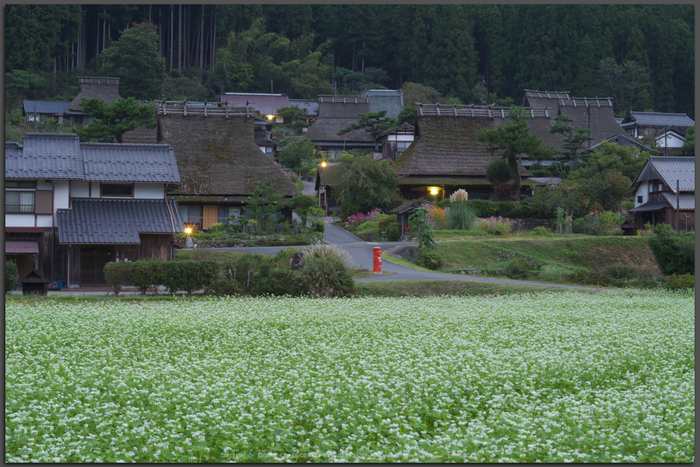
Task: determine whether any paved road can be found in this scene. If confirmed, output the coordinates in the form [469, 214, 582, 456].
[212, 219, 606, 290]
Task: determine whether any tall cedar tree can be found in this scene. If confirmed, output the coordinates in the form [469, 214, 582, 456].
[476, 106, 549, 199]
[76, 98, 156, 143]
[548, 115, 594, 171]
[96, 23, 166, 100]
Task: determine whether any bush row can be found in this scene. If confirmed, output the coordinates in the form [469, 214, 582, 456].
[436, 199, 549, 219]
[103, 260, 218, 295]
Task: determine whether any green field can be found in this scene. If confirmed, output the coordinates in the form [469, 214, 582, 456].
[5, 292, 694, 463]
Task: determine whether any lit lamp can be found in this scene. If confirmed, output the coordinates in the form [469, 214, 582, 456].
[266, 114, 275, 121]
[430, 187, 439, 196]
[184, 227, 192, 235]
[321, 161, 327, 167]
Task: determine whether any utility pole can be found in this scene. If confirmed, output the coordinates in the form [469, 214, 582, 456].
[676, 179, 680, 232]
[481, 75, 485, 105]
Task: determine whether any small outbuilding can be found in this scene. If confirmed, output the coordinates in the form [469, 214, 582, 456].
[21, 269, 50, 295]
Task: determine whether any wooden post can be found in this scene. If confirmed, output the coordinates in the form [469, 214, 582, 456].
[676, 180, 680, 232]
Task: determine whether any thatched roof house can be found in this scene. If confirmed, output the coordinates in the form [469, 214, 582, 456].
[65, 77, 122, 125]
[521, 89, 621, 151]
[155, 103, 300, 230]
[393, 104, 536, 201]
[303, 95, 376, 158]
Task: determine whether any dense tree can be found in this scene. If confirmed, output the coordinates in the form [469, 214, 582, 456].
[477, 106, 550, 198]
[598, 58, 652, 116]
[278, 138, 317, 172]
[548, 115, 594, 171]
[75, 97, 156, 143]
[96, 23, 165, 100]
[338, 111, 397, 150]
[680, 127, 694, 157]
[569, 142, 650, 182]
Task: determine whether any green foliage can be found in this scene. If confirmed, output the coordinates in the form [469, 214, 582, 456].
[485, 159, 513, 185]
[300, 245, 354, 298]
[505, 256, 541, 279]
[5, 70, 48, 108]
[160, 261, 219, 295]
[251, 267, 304, 297]
[417, 250, 443, 271]
[96, 23, 165, 100]
[599, 264, 641, 280]
[666, 274, 694, 291]
[103, 261, 131, 296]
[531, 226, 554, 237]
[548, 115, 594, 171]
[278, 138, 317, 172]
[647, 223, 695, 276]
[446, 202, 477, 231]
[598, 57, 652, 116]
[277, 105, 308, 117]
[377, 214, 398, 231]
[569, 141, 649, 182]
[396, 106, 416, 127]
[246, 180, 284, 233]
[333, 66, 390, 93]
[332, 152, 402, 217]
[477, 106, 550, 197]
[5, 260, 19, 294]
[680, 127, 694, 157]
[409, 207, 437, 265]
[337, 110, 397, 149]
[75, 97, 156, 143]
[127, 259, 166, 295]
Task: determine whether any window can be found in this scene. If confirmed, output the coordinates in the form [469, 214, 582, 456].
[101, 184, 133, 197]
[397, 141, 411, 151]
[266, 146, 273, 153]
[180, 204, 203, 223]
[6, 181, 36, 188]
[5, 191, 35, 213]
[218, 206, 240, 223]
[638, 196, 643, 204]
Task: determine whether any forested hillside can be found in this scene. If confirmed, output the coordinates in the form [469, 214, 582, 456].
[5, 4, 694, 118]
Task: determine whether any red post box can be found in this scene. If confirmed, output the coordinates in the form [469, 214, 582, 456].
[373, 247, 382, 274]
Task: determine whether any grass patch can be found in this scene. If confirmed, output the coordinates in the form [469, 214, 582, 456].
[354, 280, 592, 297]
[434, 229, 490, 240]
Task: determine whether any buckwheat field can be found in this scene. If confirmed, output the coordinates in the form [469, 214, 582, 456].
[5, 291, 694, 463]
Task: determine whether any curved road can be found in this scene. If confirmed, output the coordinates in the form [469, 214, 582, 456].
[211, 219, 605, 290]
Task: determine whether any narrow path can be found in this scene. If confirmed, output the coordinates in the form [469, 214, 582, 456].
[214, 219, 607, 291]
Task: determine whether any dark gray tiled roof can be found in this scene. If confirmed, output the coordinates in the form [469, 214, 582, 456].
[363, 89, 404, 119]
[288, 99, 319, 116]
[662, 193, 695, 210]
[623, 111, 695, 128]
[5, 133, 180, 183]
[5, 133, 84, 179]
[81, 143, 180, 183]
[57, 198, 184, 244]
[588, 133, 651, 152]
[631, 156, 695, 192]
[628, 201, 669, 213]
[23, 100, 72, 115]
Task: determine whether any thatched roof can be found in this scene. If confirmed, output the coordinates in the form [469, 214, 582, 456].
[68, 77, 121, 112]
[157, 112, 300, 198]
[522, 89, 621, 150]
[394, 110, 532, 179]
[303, 96, 374, 143]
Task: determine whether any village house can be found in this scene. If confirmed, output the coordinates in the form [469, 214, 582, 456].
[392, 104, 537, 201]
[5, 133, 183, 289]
[154, 102, 300, 231]
[254, 116, 278, 160]
[629, 156, 695, 232]
[64, 76, 122, 125]
[376, 122, 414, 162]
[22, 100, 72, 125]
[619, 110, 694, 140]
[219, 92, 290, 123]
[303, 95, 376, 159]
[587, 133, 652, 154]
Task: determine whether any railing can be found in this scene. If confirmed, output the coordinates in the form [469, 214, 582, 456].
[149, 100, 255, 118]
[5, 204, 34, 214]
[415, 103, 551, 118]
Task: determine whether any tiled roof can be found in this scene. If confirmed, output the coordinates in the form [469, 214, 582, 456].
[5, 133, 180, 183]
[588, 133, 652, 152]
[81, 143, 180, 183]
[623, 111, 694, 128]
[57, 198, 184, 244]
[662, 192, 695, 210]
[6, 133, 84, 179]
[288, 99, 319, 116]
[631, 156, 695, 192]
[23, 100, 72, 115]
[363, 89, 404, 119]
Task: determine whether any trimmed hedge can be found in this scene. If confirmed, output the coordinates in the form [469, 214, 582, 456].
[103, 261, 131, 296]
[104, 259, 219, 295]
[5, 260, 19, 294]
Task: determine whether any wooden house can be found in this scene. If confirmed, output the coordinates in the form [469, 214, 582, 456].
[64, 76, 122, 125]
[376, 123, 414, 161]
[521, 89, 622, 152]
[619, 111, 694, 140]
[155, 102, 300, 231]
[254, 116, 278, 160]
[393, 104, 536, 201]
[5, 133, 183, 289]
[303, 95, 376, 159]
[22, 100, 71, 125]
[629, 156, 695, 232]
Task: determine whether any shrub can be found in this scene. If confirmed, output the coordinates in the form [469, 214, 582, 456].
[537, 265, 574, 283]
[300, 245, 354, 298]
[128, 259, 166, 294]
[418, 251, 443, 270]
[446, 202, 476, 230]
[251, 267, 304, 297]
[377, 214, 398, 231]
[600, 264, 641, 280]
[475, 216, 516, 236]
[647, 223, 695, 276]
[666, 274, 694, 291]
[485, 159, 513, 184]
[5, 260, 19, 294]
[386, 223, 401, 241]
[531, 226, 554, 237]
[505, 256, 541, 279]
[424, 204, 449, 230]
[104, 261, 131, 296]
[210, 276, 243, 296]
[160, 261, 218, 295]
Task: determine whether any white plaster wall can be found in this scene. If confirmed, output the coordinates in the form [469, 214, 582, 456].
[5, 214, 36, 227]
[655, 134, 685, 148]
[635, 181, 648, 207]
[134, 183, 165, 199]
[396, 135, 414, 142]
[71, 181, 90, 198]
[90, 182, 101, 198]
[36, 215, 53, 228]
[54, 181, 70, 211]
